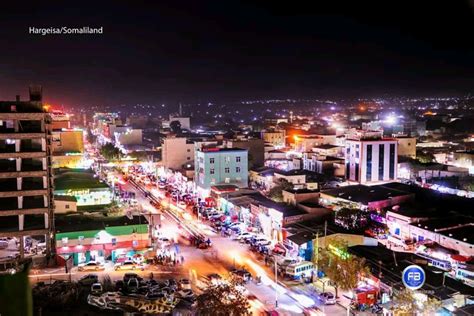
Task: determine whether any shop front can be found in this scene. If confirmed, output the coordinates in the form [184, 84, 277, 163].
[55, 217, 149, 266]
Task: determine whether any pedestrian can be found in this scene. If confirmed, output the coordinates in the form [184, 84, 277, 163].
[150, 272, 154, 280]
[180, 255, 184, 264]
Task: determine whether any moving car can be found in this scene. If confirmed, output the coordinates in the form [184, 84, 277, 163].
[78, 261, 105, 272]
[114, 260, 144, 271]
[318, 292, 336, 305]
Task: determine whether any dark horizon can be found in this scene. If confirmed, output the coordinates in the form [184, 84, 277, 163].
[0, 1, 473, 107]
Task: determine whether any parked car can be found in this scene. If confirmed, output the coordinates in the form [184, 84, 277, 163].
[78, 261, 105, 272]
[126, 278, 140, 293]
[206, 273, 223, 285]
[177, 289, 195, 300]
[318, 292, 336, 305]
[230, 269, 252, 283]
[234, 232, 254, 241]
[78, 274, 99, 286]
[90, 282, 103, 295]
[123, 272, 141, 283]
[114, 260, 144, 271]
[179, 278, 192, 290]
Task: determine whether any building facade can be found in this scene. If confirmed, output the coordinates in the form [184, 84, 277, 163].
[161, 136, 195, 170]
[345, 130, 398, 184]
[261, 130, 286, 148]
[195, 147, 248, 190]
[0, 87, 55, 264]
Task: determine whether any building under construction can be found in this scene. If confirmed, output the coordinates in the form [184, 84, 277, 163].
[0, 86, 55, 268]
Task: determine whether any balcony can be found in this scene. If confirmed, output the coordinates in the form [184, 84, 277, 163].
[0, 159, 16, 172]
[0, 144, 16, 154]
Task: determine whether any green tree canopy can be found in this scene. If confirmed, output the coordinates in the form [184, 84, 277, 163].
[268, 179, 293, 202]
[196, 278, 251, 316]
[316, 237, 370, 298]
[100, 143, 121, 161]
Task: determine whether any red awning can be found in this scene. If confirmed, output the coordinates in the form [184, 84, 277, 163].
[451, 254, 471, 262]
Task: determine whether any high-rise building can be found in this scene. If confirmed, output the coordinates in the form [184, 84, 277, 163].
[0, 87, 55, 265]
[345, 130, 398, 184]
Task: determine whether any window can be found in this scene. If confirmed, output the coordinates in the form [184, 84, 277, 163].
[389, 143, 395, 179]
[187, 157, 191, 160]
[210, 168, 215, 175]
[65, 204, 70, 209]
[225, 156, 230, 163]
[78, 236, 84, 245]
[225, 167, 230, 173]
[199, 157, 203, 163]
[187, 149, 191, 152]
[379, 144, 385, 180]
[236, 156, 241, 163]
[236, 167, 241, 173]
[112, 238, 117, 246]
[366, 144, 372, 181]
[210, 158, 215, 164]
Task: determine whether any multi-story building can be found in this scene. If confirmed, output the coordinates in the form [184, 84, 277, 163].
[224, 137, 264, 167]
[111, 125, 143, 146]
[261, 129, 286, 148]
[0, 87, 55, 264]
[195, 147, 248, 191]
[393, 135, 416, 159]
[293, 133, 336, 152]
[345, 130, 398, 184]
[161, 136, 195, 170]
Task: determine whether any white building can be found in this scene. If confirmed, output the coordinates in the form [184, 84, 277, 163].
[161, 136, 195, 170]
[345, 130, 398, 184]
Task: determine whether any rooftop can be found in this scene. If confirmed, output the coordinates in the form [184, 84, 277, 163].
[54, 169, 109, 190]
[54, 195, 78, 202]
[199, 147, 248, 153]
[55, 214, 148, 233]
[313, 144, 340, 150]
[250, 194, 307, 217]
[321, 184, 412, 205]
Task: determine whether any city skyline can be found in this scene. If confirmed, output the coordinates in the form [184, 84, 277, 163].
[0, 1, 473, 107]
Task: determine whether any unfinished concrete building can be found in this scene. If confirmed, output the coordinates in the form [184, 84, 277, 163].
[0, 86, 55, 268]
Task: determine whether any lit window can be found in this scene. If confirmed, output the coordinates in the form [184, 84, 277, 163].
[225, 156, 230, 163]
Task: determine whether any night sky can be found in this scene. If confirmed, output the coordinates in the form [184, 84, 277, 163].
[0, 1, 473, 106]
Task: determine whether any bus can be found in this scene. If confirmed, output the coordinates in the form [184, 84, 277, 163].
[285, 261, 314, 279]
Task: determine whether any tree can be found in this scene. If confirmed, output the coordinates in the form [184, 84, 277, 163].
[390, 289, 442, 316]
[416, 150, 435, 164]
[268, 179, 293, 202]
[170, 120, 182, 134]
[316, 237, 370, 299]
[128, 151, 148, 161]
[196, 279, 251, 316]
[86, 127, 97, 144]
[335, 208, 368, 230]
[100, 143, 121, 161]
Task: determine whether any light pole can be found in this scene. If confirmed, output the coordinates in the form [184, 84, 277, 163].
[275, 257, 278, 308]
